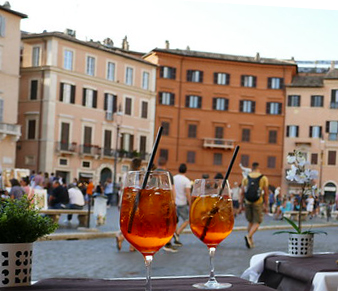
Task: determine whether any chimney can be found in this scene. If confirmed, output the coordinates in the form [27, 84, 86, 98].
[186, 46, 190, 51]
[165, 40, 170, 49]
[255, 52, 260, 61]
[122, 36, 129, 51]
[3, 1, 11, 9]
[64, 28, 76, 37]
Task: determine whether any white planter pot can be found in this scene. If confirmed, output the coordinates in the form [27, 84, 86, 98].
[288, 233, 314, 257]
[0, 243, 33, 288]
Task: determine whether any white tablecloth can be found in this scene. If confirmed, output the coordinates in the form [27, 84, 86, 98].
[312, 272, 338, 291]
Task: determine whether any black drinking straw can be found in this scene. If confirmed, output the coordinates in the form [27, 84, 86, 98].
[200, 145, 240, 241]
[127, 126, 163, 233]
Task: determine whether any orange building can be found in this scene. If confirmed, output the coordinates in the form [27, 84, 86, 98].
[145, 48, 297, 187]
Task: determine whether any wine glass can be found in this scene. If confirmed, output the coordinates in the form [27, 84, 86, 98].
[190, 179, 234, 289]
[120, 170, 177, 291]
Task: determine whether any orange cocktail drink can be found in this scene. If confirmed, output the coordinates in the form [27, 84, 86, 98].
[120, 186, 176, 255]
[190, 195, 234, 248]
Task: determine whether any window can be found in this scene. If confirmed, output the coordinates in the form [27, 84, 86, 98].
[187, 151, 195, 163]
[139, 136, 147, 156]
[83, 126, 92, 153]
[326, 121, 338, 141]
[215, 127, 224, 139]
[0, 99, 3, 122]
[241, 155, 249, 167]
[125, 67, 133, 85]
[159, 92, 175, 105]
[0, 15, 5, 37]
[330, 90, 338, 109]
[240, 100, 255, 113]
[125, 97, 132, 115]
[242, 128, 251, 142]
[121, 133, 134, 152]
[159, 149, 168, 161]
[27, 119, 36, 139]
[82, 88, 97, 108]
[142, 72, 149, 90]
[268, 130, 277, 144]
[141, 101, 148, 118]
[267, 156, 276, 168]
[32, 47, 40, 67]
[59, 158, 68, 166]
[60, 122, 70, 150]
[30, 80, 38, 100]
[64, 50, 73, 70]
[86, 56, 95, 76]
[311, 95, 323, 107]
[213, 153, 222, 165]
[311, 153, 318, 165]
[241, 75, 256, 88]
[162, 121, 170, 136]
[309, 126, 322, 138]
[328, 151, 336, 165]
[188, 124, 197, 138]
[266, 102, 282, 115]
[160, 66, 176, 79]
[288, 95, 301, 107]
[106, 62, 115, 81]
[104, 93, 117, 120]
[268, 77, 284, 89]
[60, 83, 76, 104]
[187, 70, 203, 83]
[286, 125, 299, 137]
[82, 161, 91, 168]
[214, 73, 230, 85]
[185, 95, 202, 109]
[103, 130, 112, 155]
[213, 98, 229, 111]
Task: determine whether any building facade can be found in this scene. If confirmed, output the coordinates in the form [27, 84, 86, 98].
[144, 48, 297, 186]
[283, 68, 338, 202]
[17, 31, 156, 184]
[0, 4, 26, 171]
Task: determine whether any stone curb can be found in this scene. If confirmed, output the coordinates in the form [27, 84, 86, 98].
[39, 223, 338, 241]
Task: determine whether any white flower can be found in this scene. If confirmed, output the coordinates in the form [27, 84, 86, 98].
[286, 164, 297, 181]
[287, 155, 296, 164]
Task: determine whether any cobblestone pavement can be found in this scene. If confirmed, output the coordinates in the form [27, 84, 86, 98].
[32, 207, 338, 281]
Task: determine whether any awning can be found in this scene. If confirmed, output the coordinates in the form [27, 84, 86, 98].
[79, 173, 93, 178]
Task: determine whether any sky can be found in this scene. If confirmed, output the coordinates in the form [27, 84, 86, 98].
[7, 0, 338, 63]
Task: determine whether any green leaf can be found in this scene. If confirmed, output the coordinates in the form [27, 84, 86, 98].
[282, 216, 301, 233]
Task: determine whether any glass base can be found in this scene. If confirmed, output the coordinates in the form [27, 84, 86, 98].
[193, 282, 232, 289]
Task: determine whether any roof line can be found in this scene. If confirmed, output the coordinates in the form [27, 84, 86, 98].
[0, 5, 27, 18]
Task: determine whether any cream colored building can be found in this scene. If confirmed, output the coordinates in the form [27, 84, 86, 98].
[17, 31, 156, 184]
[283, 68, 338, 202]
[0, 3, 26, 171]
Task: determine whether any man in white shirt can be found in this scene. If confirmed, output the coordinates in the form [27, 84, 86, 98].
[173, 163, 191, 247]
[67, 184, 85, 222]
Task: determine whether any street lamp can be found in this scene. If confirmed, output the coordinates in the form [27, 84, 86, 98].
[113, 111, 123, 205]
[319, 139, 325, 197]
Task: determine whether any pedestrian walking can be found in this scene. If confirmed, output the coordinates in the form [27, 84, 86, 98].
[104, 178, 114, 208]
[93, 182, 106, 226]
[240, 162, 269, 249]
[172, 163, 191, 247]
[231, 182, 241, 217]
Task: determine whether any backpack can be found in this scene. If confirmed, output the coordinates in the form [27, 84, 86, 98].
[245, 174, 263, 202]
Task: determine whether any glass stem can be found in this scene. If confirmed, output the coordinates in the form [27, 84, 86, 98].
[144, 255, 153, 291]
[208, 247, 218, 285]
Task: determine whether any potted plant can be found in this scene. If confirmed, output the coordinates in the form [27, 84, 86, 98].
[274, 150, 327, 257]
[0, 196, 58, 287]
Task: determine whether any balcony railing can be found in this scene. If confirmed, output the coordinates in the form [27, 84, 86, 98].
[0, 123, 21, 136]
[56, 142, 77, 153]
[119, 150, 150, 160]
[105, 112, 113, 121]
[102, 147, 115, 158]
[330, 102, 338, 109]
[80, 144, 101, 157]
[203, 138, 235, 149]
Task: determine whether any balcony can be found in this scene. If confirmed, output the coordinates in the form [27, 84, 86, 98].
[55, 142, 77, 154]
[203, 138, 235, 150]
[102, 147, 115, 158]
[330, 102, 338, 109]
[105, 112, 114, 121]
[0, 123, 21, 141]
[119, 150, 150, 161]
[80, 144, 101, 158]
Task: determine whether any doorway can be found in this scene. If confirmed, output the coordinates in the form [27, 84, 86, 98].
[100, 167, 112, 184]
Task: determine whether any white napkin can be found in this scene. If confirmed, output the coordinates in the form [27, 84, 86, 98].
[241, 251, 288, 283]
